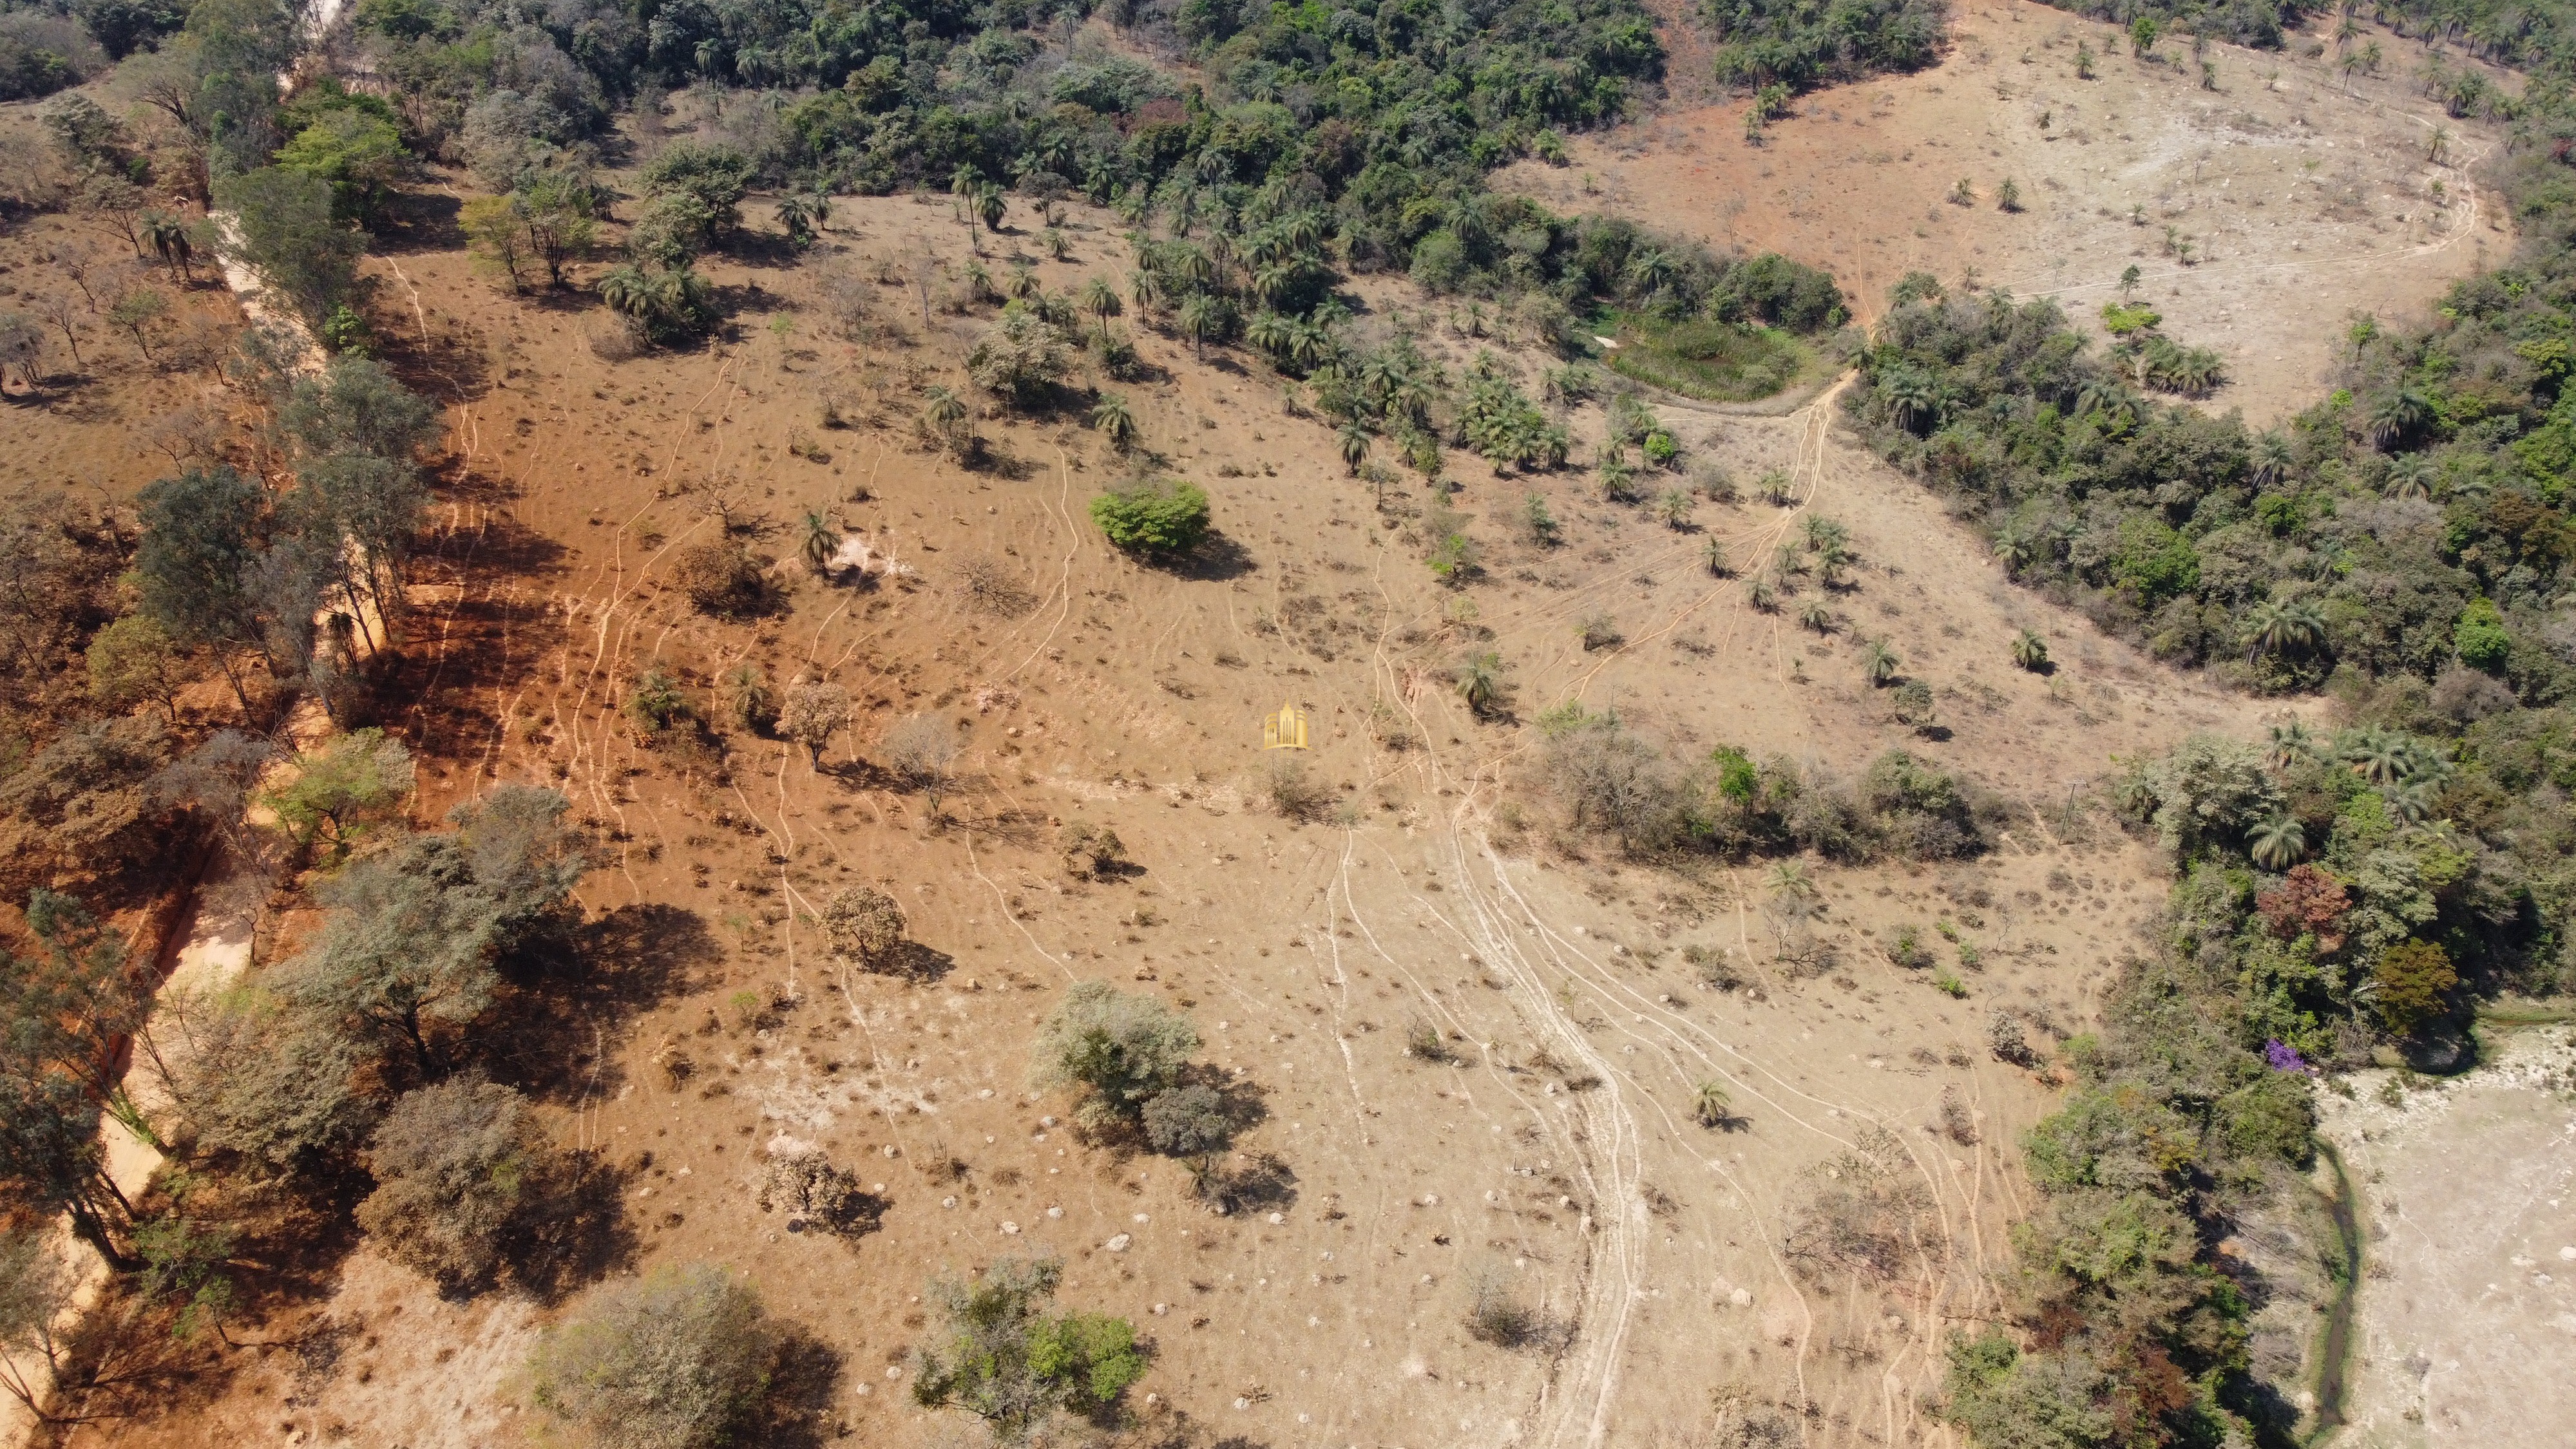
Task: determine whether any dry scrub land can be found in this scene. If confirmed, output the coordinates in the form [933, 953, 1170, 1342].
[0, 18, 2490, 1449]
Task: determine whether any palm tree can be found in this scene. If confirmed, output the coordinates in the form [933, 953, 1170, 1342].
[2251, 431, 2294, 485]
[975, 183, 1007, 234]
[1078, 276, 1122, 332]
[1091, 393, 1137, 453]
[1862, 638, 1900, 686]
[1813, 539, 1851, 588]
[1768, 859, 1816, 902]
[1703, 538, 1730, 577]
[2382, 776, 2438, 823]
[1246, 310, 1293, 361]
[2242, 596, 2327, 665]
[949, 164, 983, 249]
[1797, 598, 1833, 634]
[1654, 489, 1692, 531]
[2011, 629, 2049, 671]
[774, 193, 826, 249]
[2339, 724, 2411, 786]
[1177, 294, 1219, 359]
[1995, 531, 2032, 575]
[1169, 243, 1216, 292]
[142, 213, 193, 284]
[2366, 386, 2432, 451]
[2246, 813, 2307, 870]
[1746, 577, 1777, 612]
[800, 511, 839, 573]
[1455, 652, 1504, 717]
[1691, 1081, 1732, 1128]
[923, 384, 968, 435]
[597, 263, 658, 326]
[1337, 420, 1371, 476]
[2385, 454, 2436, 500]
[1128, 267, 1165, 316]
[962, 260, 997, 303]
[1884, 370, 1936, 434]
[2265, 720, 2319, 771]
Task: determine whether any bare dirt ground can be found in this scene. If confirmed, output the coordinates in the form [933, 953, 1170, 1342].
[2318, 1028, 2576, 1449]
[1499, 0, 2515, 424]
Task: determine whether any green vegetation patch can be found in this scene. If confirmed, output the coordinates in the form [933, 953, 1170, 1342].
[1608, 316, 1816, 402]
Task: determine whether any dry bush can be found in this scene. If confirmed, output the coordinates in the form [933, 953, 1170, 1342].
[955, 555, 1035, 616]
[1462, 1266, 1556, 1349]
[821, 885, 906, 971]
[671, 540, 765, 617]
[1266, 758, 1333, 822]
[1404, 1018, 1456, 1063]
[879, 714, 959, 806]
[1938, 1087, 1978, 1145]
[531, 1262, 780, 1449]
[1060, 822, 1127, 878]
[1782, 1130, 1940, 1285]
[586, 317, 645, 362]
[756, 1151, 885, 1236]
[356, 1077, 550, 1291]
[1683, 944, 1744, 992]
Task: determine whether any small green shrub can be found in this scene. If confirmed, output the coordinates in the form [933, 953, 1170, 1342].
[1089, 480, 1210, 556]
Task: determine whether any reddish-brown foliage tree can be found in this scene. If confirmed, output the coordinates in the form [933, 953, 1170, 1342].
[2256, 863, 2351, 954]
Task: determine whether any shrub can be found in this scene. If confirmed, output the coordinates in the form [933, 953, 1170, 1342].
[1060, 822, 1127, 878]
[1089, 480, 1210, 556]
[2371, 940, 2457, 1036]
[911, 1257, 1145, 1440]
[670, 540, 765, 616]
[531, 1262, 779, 1449]
[820, 886, 906, 971]
[756, 1151, 884, 1236]
[2453, 596, 2510, 672]
[356, 1076, 548, 1289]
[879, 714, 959, 810]
[1034, 981, 1197, 1129]
[779, 681, 850, 764]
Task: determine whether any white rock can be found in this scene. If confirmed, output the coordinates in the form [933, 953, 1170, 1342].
[1106, 1233, 1132, 1252]
[1046, 1206, 1064, 1218]
[1269, 1211, 1285, 1224]
[941, 1196, 958, 1209]
[1001, 1222, 1021, 1235]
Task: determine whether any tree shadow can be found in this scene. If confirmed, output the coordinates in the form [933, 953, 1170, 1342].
[754, 1326, 848, 1447]
[486, 904, 720, 1099]
[368, 186, 465, 256]
[506, 1149, 640, 1305]
[1165, 531, 1255, 582]
[881, 939, 955, 983]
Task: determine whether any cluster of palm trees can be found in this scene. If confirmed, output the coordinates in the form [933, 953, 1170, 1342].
[1458, 362, 1569, 471]
[596, 262, 712, 343]
[2242, 718, 2452, 868]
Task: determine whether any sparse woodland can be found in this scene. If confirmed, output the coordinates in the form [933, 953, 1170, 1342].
[0, 0, 2571, 1442]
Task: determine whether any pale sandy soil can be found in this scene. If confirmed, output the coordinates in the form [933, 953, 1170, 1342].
[2320, 1029, 2576, 1449]
[1498, 0, 2515, 424]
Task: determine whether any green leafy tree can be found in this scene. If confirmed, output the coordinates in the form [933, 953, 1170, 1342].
[912, 1257, 1147, 1443]
[86, 612, 186, 721]
[1089, 480, 1211, 556]
[215, 167, 365, 328]
[1034, 981, 1199, 1130]
[276, 107, 410, 226]
[263, 726, 414, 858]
[274, 786, 584, 1076]
[1142, 1083, 1233, 1191]
[0, 892, 154, 1267]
